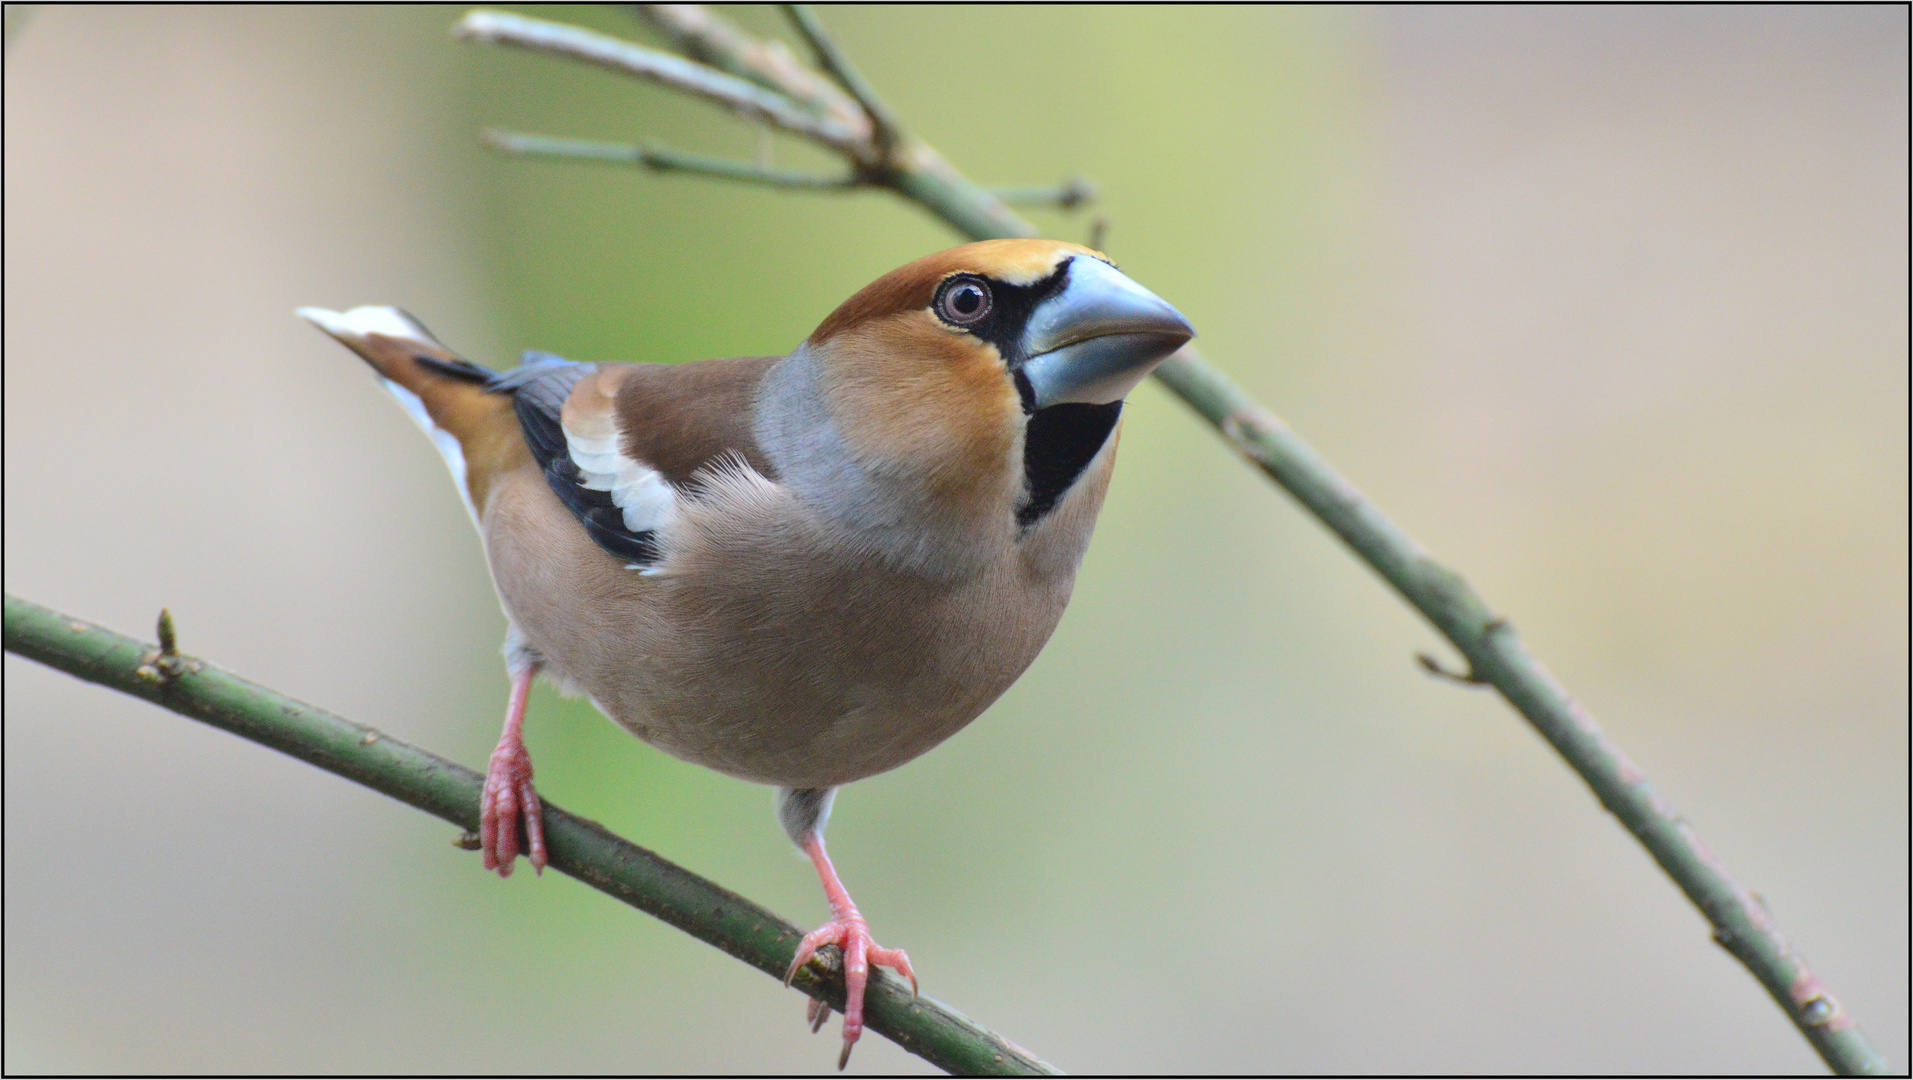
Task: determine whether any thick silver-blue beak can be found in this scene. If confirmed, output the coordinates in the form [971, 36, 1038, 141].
[1019, 257, 1194, 408]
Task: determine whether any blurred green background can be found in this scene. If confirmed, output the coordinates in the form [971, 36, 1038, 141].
[5, 6, 1905, 1073]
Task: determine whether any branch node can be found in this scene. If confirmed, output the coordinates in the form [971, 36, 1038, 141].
[452, 830, 483, 851]
[136, 607, 198, 683]
[635, 5, 873, 146]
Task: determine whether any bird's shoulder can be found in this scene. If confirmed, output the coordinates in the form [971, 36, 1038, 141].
[575, 355, 781, 486]
[507, 352, 782, 569]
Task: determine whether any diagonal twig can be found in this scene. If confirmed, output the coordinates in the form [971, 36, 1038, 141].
[779, 4, 904, 155]
[454, 9, 870, 160]
[0, 593, 1057, 1078]
[483, 129, 856, 189]
[455, 7, 1893, 1074]
[635, 4, 868, 139]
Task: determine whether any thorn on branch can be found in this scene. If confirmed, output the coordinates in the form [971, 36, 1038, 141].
[1418, 618, 1513, 686]
[1416, 651, 1488, 686]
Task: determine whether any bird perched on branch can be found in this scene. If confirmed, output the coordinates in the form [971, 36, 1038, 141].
[300, 238, 1191, 1067]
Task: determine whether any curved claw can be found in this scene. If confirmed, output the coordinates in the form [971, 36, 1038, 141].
[783, 927, 830, 987]
[869, 944, 917, 1000]
[806, 996, 833, 1034]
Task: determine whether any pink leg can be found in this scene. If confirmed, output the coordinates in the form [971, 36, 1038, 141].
[480, 663, 546, 877]
[784, 831, 917, 1069]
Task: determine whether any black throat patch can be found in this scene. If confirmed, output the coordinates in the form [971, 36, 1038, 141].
[1018, 400, 1120, 529]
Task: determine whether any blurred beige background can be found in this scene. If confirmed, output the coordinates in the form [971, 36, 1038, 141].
[5, 6, 1905, 1074]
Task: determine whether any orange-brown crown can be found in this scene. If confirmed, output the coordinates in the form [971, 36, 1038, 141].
[808, 239, 1100, 346]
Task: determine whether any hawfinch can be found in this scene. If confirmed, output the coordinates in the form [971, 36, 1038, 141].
[300, 238, 1192, 1065]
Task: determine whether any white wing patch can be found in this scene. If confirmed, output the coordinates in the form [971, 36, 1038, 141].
[561, 404, 679, 554]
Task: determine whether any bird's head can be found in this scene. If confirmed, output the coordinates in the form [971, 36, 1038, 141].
[798, 239, 1193, 507]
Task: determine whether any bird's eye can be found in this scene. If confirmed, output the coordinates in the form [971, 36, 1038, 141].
[935, 277, 992, 326]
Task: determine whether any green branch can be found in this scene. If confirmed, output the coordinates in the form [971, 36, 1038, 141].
[482, 129, 856, 189]
[780, 4, 904, 153]
[450, 6, 1889, 1073]
[1146, 360, 1889, 1075]
[1, 593, 1056, 1078]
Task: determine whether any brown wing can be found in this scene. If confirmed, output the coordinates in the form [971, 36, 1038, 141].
[510, 354, 780, 568]
[609, 356, 780, 486]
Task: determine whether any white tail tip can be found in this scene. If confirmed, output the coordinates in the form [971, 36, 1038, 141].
[296, 305, 437, 346]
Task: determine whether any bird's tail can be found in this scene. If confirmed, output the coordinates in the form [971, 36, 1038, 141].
[297, 306, 529, 522]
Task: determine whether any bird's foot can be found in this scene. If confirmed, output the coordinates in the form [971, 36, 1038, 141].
[786, 912, 916, 1069]
[480, 665, 546, 876]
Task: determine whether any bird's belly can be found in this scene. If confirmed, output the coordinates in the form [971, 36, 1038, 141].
[545, 566, 1062, 788]
[484, 471, 1072, 788]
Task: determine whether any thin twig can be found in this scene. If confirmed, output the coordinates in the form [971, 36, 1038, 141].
[619, 5, 1033, 238]
[988, 176, 1098, 210]
[1, 593, 1057, 1078]
[455, 8, 1893, 1074]
[454, 10, 869, 159]
[635, 4, 869, 141]
[483, 129, 857, 189]
[780, 4, 903, 155]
